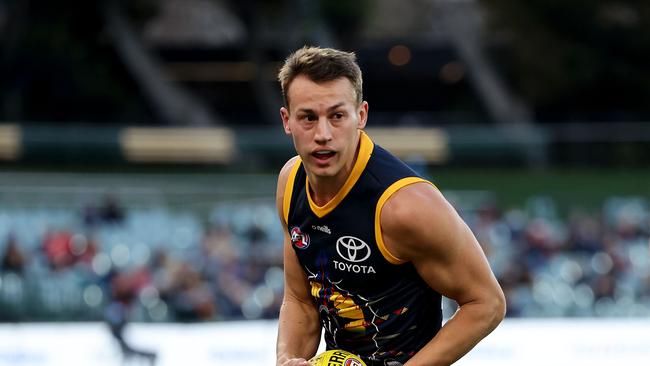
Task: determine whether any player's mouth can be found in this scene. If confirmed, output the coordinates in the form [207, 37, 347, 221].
[311, 150, 336, 163]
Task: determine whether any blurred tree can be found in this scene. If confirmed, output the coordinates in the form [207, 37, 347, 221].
[481, 0, 650, 122]
[0, 0, 221, 125]
[0, 0, 153, 123]
[319, 0, 371, 49]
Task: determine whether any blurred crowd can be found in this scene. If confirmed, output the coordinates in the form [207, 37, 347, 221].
[0, 195, 284, 323]
[458, 195, 650, 317]
[1, 193, 649, 322]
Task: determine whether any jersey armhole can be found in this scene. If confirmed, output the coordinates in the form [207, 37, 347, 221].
[282, 158, 302, 225]
[375, 177, 436, 265]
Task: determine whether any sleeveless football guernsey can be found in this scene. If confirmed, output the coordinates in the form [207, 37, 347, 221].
[283, 131, 443, 365]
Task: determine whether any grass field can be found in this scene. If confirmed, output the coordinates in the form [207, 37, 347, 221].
[429, 167, 650, 214]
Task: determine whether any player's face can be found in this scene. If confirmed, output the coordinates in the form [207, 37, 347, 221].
[281, 75, 368, 181]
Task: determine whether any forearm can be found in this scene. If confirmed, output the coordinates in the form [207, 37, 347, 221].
[405, 298, 505, 366]
[276, 299, 322, 365]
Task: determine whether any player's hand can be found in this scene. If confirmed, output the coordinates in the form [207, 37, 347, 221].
[278, 357, 311, 366]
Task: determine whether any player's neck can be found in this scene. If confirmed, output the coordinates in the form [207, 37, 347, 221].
[307, 176, 345, 207]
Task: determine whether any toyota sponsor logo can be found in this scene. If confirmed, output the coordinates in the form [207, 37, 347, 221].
[336, 236, 371, 263]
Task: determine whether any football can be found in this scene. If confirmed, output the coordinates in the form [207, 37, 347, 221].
[309, 349, 367, 366]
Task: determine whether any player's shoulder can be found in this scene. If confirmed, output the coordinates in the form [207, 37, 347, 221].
[279, 155, 301, 178]
[276, 155, 302, 200]
[277, 155, 301, 188]
[384, 181, 442, 215]
[380, 181, 458, 259]
[276, 156, 302, 223]
[380, 181, 451, 234]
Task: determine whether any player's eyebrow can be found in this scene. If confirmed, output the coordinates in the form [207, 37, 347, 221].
[296, 108, 316, 114]
[295, 102, 346, 115]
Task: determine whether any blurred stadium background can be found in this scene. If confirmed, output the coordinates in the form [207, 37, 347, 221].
[1, 0, 649, 365]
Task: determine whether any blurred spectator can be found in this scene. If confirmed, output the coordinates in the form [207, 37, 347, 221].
[566, 210, 603, 253]
[105, 269, 157, 365]
[83, 194, 125, 227]
[166, 263, 216, 321]
[101, 194, 125, 224]
[1, 234, 27, 274]
[83, 204, 102, 228]
[42, 229, 75, 271]
[73, 234, 100, 267]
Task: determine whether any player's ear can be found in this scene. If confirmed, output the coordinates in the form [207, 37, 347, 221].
[357, 101, 368, 129]
[281, 107, 291, 134]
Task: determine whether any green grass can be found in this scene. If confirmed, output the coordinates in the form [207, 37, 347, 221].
[428, 167, 650, 212]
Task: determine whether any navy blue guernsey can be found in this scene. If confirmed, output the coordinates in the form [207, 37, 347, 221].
[283, 131, 442, 365]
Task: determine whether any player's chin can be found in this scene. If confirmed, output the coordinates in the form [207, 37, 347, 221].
[305, 160, 336, 176]
[311, 171, 335, 180]
[310, 165, 338, 178]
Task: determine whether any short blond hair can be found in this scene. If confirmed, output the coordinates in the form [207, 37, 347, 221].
[278, 46, 363, 107]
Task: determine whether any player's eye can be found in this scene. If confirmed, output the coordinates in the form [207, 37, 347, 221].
[299, 114, 317, 122]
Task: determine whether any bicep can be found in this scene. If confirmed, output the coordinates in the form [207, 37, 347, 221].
[276, 157, 313, 305]
[382, 184, 501, 305]
[414, 218, 499, 305]
[282, 231, 314, 305]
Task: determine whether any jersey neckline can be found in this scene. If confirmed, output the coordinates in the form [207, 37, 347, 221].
[306, 130, 374, 218]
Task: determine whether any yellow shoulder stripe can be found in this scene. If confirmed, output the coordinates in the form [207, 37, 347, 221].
[375, 177, 436, 265]
[283, 158, 302, 224]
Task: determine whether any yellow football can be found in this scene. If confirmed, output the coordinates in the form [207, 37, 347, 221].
[309, 349, 367, 366]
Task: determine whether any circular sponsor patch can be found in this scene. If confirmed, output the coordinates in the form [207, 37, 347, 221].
[290, 227, 310, 249]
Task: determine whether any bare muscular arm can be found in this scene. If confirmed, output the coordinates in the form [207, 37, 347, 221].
[380, 182, 506, 366]
[276, 157, 322, 366]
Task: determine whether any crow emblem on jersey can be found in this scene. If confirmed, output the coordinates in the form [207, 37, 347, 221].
[290, 227, 310, 249]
